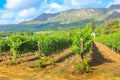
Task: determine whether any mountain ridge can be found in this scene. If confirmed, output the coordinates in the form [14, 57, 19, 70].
[0, 4, 120, 32]
[21, 4, 120, 24]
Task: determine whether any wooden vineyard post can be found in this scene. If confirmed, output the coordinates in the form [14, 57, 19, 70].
[80, 38, 84, 60]
[38, 41, 40, 56]
[38, 41, 43, 57]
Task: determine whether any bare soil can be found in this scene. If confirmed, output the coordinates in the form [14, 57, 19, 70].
[0, 42, 120, 80]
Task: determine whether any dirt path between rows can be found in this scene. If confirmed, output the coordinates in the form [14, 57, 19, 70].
[89, 42, 120, 67]
[0, 42, 120, 80]
[95, 42, 120, 62]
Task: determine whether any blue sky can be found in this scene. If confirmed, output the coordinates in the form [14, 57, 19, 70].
[0, 0, 119, 24]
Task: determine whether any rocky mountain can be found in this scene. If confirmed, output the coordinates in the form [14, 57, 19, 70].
[33, 13, 58, 21]
[0, 4, 120, 32]
[109, 4, 120, 11]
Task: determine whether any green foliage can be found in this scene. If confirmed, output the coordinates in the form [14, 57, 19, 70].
[74, 62, 81, 71]
[94, 24, 104, 36]
[74, 59, 91, 73]
[96, 32, 120, 51]
[91, 20, 96, 31]
[35, 56, 48, 67]
[0, 40, 10, 53]
[38, 36, 72, 55]
[0, 32, 12, 38]
[0, 26, 93, 74]
[50, 58, 55, 66]
[71, 23, 92, 73]
[113, 72, 120, 77]
[8, 33, 28, 62]
[0, 32, 72, 63]
[104, 19, 120, 34]
[95, 19, 120, 35]
[80, 59, 91, 73]
[17, 39, 38, 54]
[71, 23, 92, 59]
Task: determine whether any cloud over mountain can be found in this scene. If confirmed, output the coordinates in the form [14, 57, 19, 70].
[0, 0, 119, 24]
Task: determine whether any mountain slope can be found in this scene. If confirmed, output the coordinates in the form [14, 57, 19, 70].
[0, 4, 120, 32]
[24, 8, 107, 24]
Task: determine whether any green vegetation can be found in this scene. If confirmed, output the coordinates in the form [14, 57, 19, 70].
[74, 59, 91, 73]
[71, 24, 92, 59]
[96, 32, 120, 52]
[0, 23, 93, 74]
[8, 33, 28, 63]
[58, 67, 67, 74]
[95, 19, 120, 35]
[0, 32, 72, 64]
[113, 72, 120, 77]
[71, 24, 92, 73]
[0, 40, 10, 53]
[95, 19, 120, 53]
[37, 36, 72, 55]
[35, 56, 48, 67]
[0, 40, 10, 60]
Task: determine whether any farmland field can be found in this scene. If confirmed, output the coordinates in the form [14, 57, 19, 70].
[0, 42, 120, 80]
[0, 1, 120, 80]
[0, 23, 120, 80]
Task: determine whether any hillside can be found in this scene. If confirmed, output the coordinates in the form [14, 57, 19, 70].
[0, 4, 120, 32]
[95, 19, 120, 35]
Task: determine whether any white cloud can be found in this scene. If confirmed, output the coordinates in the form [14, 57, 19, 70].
[44, 3, 65, 13]
[108, 0, 120, 7]
[113, 0, 120, 4]
[0, 20, 11, 24]
[0, 8, 39, 24]
[18, 8, 38, 19]
[1, 12, 14, 20]
[0, 10, 14, 20]
[0, 0, 117, 24]
[50, 3, 62, 9]
[5, 0, 40, 10]
[1, 0, 43, 24]
[63, 0, 102, 7]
